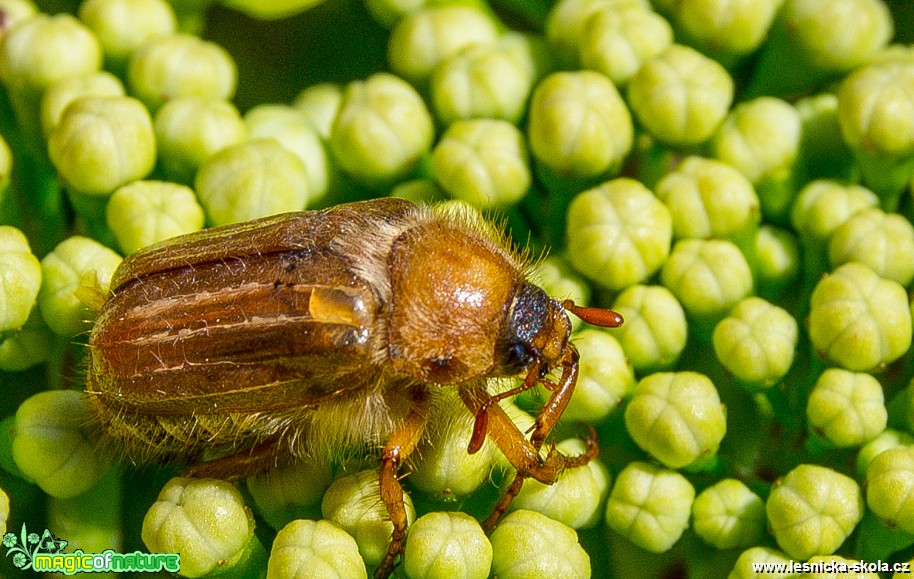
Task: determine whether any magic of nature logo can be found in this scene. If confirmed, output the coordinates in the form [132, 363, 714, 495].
[3, 523, 180, 575]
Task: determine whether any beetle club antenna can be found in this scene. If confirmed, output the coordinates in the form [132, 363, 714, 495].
[562, 299, 624, 328]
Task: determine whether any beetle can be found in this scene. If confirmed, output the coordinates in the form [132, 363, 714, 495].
[85, 197, 622, 577]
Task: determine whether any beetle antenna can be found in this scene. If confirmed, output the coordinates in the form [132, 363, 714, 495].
[562, 299, 624, 328]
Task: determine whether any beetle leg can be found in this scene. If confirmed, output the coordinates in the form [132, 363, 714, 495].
[459, 385, 567, 485]
[184, 438, 283, 479]
[480, 425, 598, 532]
[461, 345, 597, 532]
[467, 361, 541, 454]
[374, 391, 429, 579]
[481, 471, 526, 531]
[529, 345, 579, 450]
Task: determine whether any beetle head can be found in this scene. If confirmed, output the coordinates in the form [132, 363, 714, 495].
[498, 283, 625, 378]
[498, 282, 572, 376]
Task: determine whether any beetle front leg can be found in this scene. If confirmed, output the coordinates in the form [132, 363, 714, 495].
[461, 345, 598, 532]
[374, 392, 429, 579]
[459, 385, 569, 485]
[530, 345, 579, 450]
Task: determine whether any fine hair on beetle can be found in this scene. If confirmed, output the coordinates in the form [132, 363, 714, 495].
[84, 198, 623, 577]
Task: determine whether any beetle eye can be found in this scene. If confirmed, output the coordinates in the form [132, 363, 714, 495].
[504, 341, 535, 373]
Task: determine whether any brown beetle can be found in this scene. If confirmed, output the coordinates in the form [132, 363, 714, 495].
[86, 198, 622, 577]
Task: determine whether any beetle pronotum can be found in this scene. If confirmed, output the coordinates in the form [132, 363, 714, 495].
[86, 198, 623, 577]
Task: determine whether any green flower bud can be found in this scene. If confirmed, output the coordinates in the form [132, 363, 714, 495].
[727, 546, 794, 579]
[896, 560, 914, 579]
[430, 41, 533, 125]
[747, 0, 892, 98]
[528, 71, 633, 178]
[865, 446, 914, 534]
[330, 72, 434, 186]
[627, 44, 733, 146]
[267, 519, 366, 579]
[669, 0, 781, 66]
[0, 226, 40, 332]
[246, 104, 331, 203]
[808, 262, 911, 372]
[387, 5, 499, 86]
[0, 487, 7, 535]
[510, 438, 611, 529]
[655, 156, 760, 240]
[578, 5, 673, 87]
[0, 131, 9, 201]
[692, 479, 765, 550]
[195, 139, 310, 226]
[499, 31, 552, 87]
[827, 208, 914, 287]
[782, 0, 891, 72]
[403, 512, 491, 579]
[0, 0, 36, 41]
[220, 0, 327, 19]
[838, 59, 914, 203]
[608, 284, 687, 373]
[0, 13, 101, 92]
[605, 461, 695, 553]
[105, 180, 205, 254]
[142, 477, 254, 578]
[490, 510, 590, 578]
[856, 428, 914, 480]
[539, 328, 634, 423]
[78, 0, 176, 73]
[127, 32, 236, 112]
[321, 469, 415, 567]
[409, 390, 496, 499]
[754, 225, 800, 296]
[713, 97, 802, 185]
[364, 0, 425, 28]
[871, 44, 914, 65]
[566, 178, 672, 291]
[625, 371, 726, 468]
[766, 464, 864, 560]
[38, 236, 121, 337]
[430, 118, 530, 208]
[661, 238, 753, 322]
[545, 0, 650, 68]
[293, 82, 342, 141]
[807, 368, 886, 447]
[247, 459, 333, 530]
[790, 180, 879, 242]
[40, 71, 125, 139]
[0, 307, 52, 371]
[712, 297, 798, 387]
[12, 390, 112, 498]
[154, 96, 247, 184]
[48, 95, 156, 197]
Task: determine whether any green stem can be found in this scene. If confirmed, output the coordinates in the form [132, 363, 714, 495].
[854, 150, 914, 213]
[797, 237, 830, 322]
[487, 0, 551, 30]
[855, 510, 914, 563]
[743, 25, 835, 99]
[756, 175, 797, 228]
